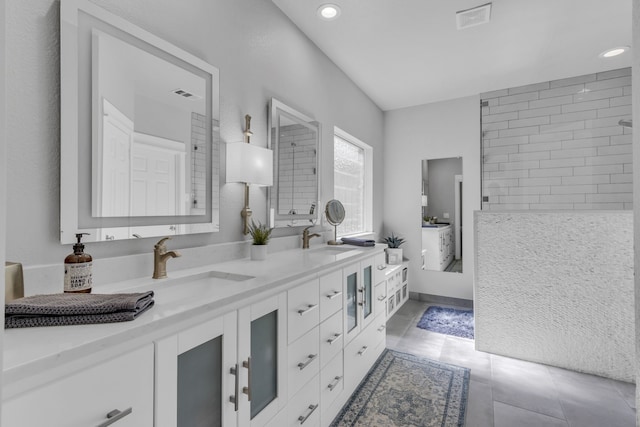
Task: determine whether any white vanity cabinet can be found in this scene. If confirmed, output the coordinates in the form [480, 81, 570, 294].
[3, 344, 154, 427]
[422, 225, 454, 271]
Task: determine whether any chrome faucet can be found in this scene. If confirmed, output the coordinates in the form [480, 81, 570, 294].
[153, 237, 181, 279]
[302, 226, 321, 249]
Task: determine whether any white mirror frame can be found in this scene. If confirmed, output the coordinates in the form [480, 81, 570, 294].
[60, 0, 220, 244]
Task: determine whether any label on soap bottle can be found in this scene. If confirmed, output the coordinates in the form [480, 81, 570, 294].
[64, 262, 93, 292]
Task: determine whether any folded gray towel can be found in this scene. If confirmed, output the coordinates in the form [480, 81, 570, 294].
[5, 291, 154, 329]
[340, 237, 375, 247]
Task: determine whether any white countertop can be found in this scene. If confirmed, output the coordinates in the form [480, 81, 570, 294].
[3, 244, 385, 396]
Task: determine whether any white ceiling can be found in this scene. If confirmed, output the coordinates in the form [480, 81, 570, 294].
[272, 0, 633, 111]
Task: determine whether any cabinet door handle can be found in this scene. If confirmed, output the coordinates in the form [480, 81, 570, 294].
[298, 304, 318, 316]
[358, 287, 366, 307]
[297, 353, 317, 370]
[229, 364, 239, 411]
[327, 375, 343, 391]
[326, 290, 342, 300]
[357, 346, 368, 356]
[95, 407, 132, 427]
[327, 333, 342, 345]
[298, 404, 319, 425]
[242, 357, 251, 401]
[378, 324, 386, 332]
[377, 295, 386, 301]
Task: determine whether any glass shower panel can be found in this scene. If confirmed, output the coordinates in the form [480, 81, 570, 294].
[177, 336, 222, 427]
[250, 310, 278, 419]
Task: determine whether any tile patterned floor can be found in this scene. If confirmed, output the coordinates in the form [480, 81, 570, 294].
[386, 299, 636, 427]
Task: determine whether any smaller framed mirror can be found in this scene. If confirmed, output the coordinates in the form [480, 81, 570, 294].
[268, 98, 320, 228]
[421, 157, 463, 273]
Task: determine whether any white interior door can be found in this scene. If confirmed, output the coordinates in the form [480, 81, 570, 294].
[100, 99, 134, 218]
[130, 133, 185, 217]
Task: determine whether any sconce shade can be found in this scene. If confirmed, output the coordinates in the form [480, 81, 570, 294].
[421, 195, 428, 207]
[226, 142, 273, 186]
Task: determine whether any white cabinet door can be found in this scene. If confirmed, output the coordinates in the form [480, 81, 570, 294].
[342, 262, 360, 344]
[155, 311, 238, 427]
[238, 293, 288, 427]
[3, 344, 154, 427]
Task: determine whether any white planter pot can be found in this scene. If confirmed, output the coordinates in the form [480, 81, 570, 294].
[250, 245, 268, 261]
[386, 248, 403, 265]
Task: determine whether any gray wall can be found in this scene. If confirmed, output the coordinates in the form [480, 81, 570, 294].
[426, 157, 462, 223]
[384, 96, 481, 301]
[5, 0, 384, 267]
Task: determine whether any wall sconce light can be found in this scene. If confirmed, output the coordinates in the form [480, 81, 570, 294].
[226, 114, 273, 235]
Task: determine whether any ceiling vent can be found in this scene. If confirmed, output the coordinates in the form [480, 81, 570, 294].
[171, 88, 202, 100]
[456, 3, 492, 30]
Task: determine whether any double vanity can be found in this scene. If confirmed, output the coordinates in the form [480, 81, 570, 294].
[3, 244, 408, 426]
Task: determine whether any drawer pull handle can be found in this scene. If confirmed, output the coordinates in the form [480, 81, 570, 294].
[298, 304, 318, 316]
[297, 353, 317, 370]
[378, 325, 386, 332]
[229, 364, 239, 411]
[242, 357, 252, 401]
[327, 333, 342, 345]
[357, 346, 368, 356]
[298, 404, 319, 425]
[377, 295, 386, 301]
[327, 375, 343, 391]
[96, 407, 132, 427]
[377, 265, 387, 271]
[326, 290, 342, 300]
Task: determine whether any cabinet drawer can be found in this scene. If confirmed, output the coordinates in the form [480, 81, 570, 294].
[320, 351, 344, 414]
[3, 344, 154, 427]
[374, 281, 387, 317]
[373, 313, 387, 352]
[287, 374, 320, 427]
[288, 326, 320, 398]
[319, 270, 343, 322]
[288, 278, 320, 344]
[374, 252, 387, 283]
[319, 310, 343, 367]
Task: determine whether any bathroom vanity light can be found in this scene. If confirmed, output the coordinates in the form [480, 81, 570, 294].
[317, 4, 341, 20]
[226, 115, 273, 235]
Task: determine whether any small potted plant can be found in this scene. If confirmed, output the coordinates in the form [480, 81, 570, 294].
[383, 232, 405, 265]
[248, 220, 273, 260]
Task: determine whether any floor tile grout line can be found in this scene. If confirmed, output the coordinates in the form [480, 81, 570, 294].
[493, 398, 570, 423]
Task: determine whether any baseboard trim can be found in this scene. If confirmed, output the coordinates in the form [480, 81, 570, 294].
[409, 292, 473, 309]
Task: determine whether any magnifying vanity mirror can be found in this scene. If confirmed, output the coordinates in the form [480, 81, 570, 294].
[60, 0, 220, 243]
[421, 157, 463, 273]
[268, 98, 320, 228]
[325, 199, 345, 245]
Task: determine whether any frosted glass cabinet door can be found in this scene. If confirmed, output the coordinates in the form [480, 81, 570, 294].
[238, 293, 288, 426]
[155, 312, 238, 427]
[360, 261, 374, 329]
[343, 262, 360, 343]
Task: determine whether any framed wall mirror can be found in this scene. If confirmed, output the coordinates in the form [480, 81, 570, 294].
[421, 157, 463, 273]
[267, 98, 320, 228]
[60, 0, 220, 243]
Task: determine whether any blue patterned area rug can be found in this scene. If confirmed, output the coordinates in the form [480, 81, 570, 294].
[417, 306, 474, 339]
[331, 349, 469, 427]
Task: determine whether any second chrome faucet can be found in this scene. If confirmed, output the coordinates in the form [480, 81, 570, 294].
[302, 226, 321, 249]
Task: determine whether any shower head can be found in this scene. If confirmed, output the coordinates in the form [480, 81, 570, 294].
[618, 119, 633, 128]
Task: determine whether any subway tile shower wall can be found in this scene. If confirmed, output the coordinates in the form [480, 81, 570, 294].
[480, 67, 632, 211]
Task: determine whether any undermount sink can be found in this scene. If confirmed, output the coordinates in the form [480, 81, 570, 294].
[162, 270, 255, 286]
[308, 245, 361, 256]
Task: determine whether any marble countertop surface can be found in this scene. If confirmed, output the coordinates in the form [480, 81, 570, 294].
[3, 244, 385, 395]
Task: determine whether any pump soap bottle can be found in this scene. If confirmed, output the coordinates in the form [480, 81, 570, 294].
[64, 233, 93, 293]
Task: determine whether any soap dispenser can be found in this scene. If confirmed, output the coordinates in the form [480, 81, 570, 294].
[64, 233, 93, 293]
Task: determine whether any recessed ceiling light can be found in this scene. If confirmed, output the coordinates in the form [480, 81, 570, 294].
[599, 46, 629, 58]
[317, 4, 341, 20]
